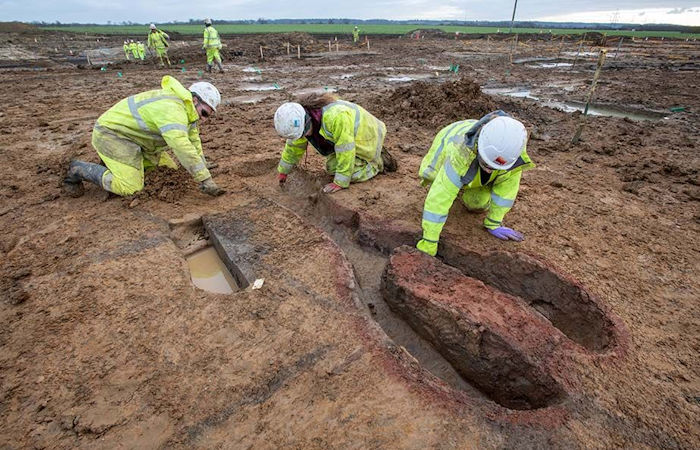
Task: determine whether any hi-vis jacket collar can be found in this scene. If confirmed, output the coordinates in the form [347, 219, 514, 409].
[463, 110, 510, 149]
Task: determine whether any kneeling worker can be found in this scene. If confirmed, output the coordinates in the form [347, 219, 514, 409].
[63, 76, 224, 197]
[273, 94, 395, 194]
[417, 111, 534, 256]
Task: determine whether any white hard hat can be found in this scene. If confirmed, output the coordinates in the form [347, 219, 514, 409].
[477, 116, 527, 170]
[204, 18, 212, 25]
[189, 82, 221, 111]
[274, 103, 307, 140]
[149, 24, 156, 30]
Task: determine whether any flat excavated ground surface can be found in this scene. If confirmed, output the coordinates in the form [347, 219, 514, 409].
[1, 29, 699, 448]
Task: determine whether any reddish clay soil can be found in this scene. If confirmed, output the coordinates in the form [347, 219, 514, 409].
[1, 29, 698, 449]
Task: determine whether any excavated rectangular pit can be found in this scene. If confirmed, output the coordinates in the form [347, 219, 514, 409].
[186, 247, 239, 294]
[382, 246, 568, 410]
[169, 213, 251, 292]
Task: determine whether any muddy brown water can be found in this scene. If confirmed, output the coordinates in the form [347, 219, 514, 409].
[186, 247, 239, 294]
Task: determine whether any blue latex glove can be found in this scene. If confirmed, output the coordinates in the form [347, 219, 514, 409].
[487, 226, 524, 241]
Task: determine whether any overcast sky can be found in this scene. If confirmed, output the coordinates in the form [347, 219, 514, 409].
[2, 0, 699, 25]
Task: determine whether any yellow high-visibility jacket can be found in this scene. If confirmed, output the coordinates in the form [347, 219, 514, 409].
[95, 75, 210, 182]
[203, 26, 222, 49]
[147, 29, 169, 49]
[277, 100, 386, 187]
[419, 113, 534, 245]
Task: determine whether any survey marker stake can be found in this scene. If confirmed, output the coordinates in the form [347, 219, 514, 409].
[572, 50, 607, 145]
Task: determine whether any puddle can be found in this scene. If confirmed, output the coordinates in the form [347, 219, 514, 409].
[227, 94, 268, 104]
[385, 74, 434, 83]
[513, 57, 557, 64]
[527, 62, 573, 68]
[330, 73, 357, 80]
[242, 75, 262, 81]
[186, 247, 239, 294]
[544, 101, 668, 120]
[242, 67, 262, 73]
[483, 87, 667, 121]
[293, 87, 338, 96]
[239, 83, 280, 91]
[564, 51, 598, 57]
[482, 87, 539, 99]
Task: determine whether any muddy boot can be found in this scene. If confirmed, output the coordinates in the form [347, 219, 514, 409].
[206, 64, 212, 73]
[216, 61, 224, 72]
[63, 160, 108, 197]
[381, 148, 398, 173]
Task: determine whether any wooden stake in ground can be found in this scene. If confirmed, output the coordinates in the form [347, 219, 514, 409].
[328, 41, 331, 52]
[297, 45, 301, 59]
[509, 34, 518, 64]
[486, 35, 490, 51]
[286, 42, 290, 55]
[571, 39, 584, 68]
[366, 39, 370, 50]
[336, 41, 339, 52]
[259, 46, 264, 59]
[614, 37, 624, 59]
[556, 35, 565, 60]
[572, 50, 607, 144]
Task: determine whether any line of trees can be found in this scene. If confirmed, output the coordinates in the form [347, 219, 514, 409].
[32, 19, 698, 33]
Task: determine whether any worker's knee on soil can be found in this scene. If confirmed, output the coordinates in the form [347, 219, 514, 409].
[97, 152, 144, 196]
[104, 170, 144, 196]
[157, 152, 178, 169]
[462, 187, 491, 212]
[351, 160, 380, 183]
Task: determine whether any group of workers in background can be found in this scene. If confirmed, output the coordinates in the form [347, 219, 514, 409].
[119, 20, 222, 70]
[67, 20, 530, 258]
[126, 20, 360, 70]
[120, 24, 171, 66]
[122, 40, 145, 61]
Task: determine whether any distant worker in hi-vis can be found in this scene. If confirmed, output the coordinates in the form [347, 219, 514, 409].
[128, 39, 139, 60]
[137, 41, 146, 60]
[416, 111, 534, 257]
[273, 93, 396, 194]
[123, 40, 130, 60]
[147, 23, 171, 67]
[352, 26, 360, 43]
[203, 18, 224, 73]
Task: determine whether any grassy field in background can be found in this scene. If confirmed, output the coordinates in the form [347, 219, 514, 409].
[42, 24, 700, 39]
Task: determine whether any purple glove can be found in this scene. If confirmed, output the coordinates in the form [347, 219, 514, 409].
[488, 226, 524, 241]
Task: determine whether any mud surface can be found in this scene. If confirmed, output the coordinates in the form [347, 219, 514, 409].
[1, 29, 699, 448]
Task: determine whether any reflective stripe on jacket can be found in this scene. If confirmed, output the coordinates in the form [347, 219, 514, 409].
[277, 100, 386, 187]
[95, 75, 210, 182]
[203, 26, 222, 49]
[420, 118, 534, 243]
